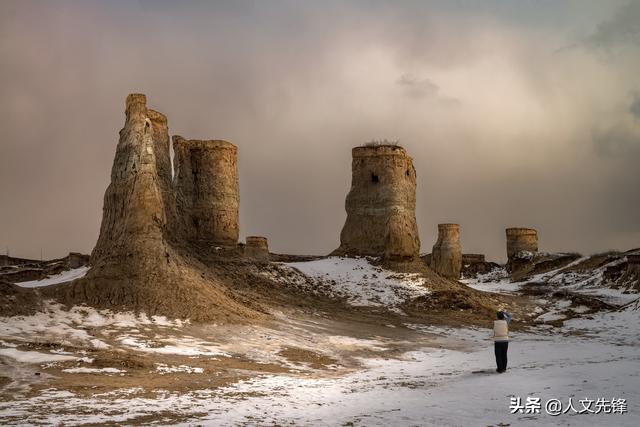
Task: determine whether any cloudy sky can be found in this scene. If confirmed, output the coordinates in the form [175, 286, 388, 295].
[1, 0, 639, 262]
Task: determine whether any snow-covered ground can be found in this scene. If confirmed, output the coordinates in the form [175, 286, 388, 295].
[1, 307, 637, 426]
[195, 320, 638, 426]
[1, 257, 638, 426]
[14, 266, 89, 288]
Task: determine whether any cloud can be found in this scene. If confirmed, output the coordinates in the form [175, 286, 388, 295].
[584, 1, 640, 51]
[630, 92, 640, 119]
[593, 90, 640, 156]
[0, 0, 638, 262]
[592, 124, 640, 157]
[397, 74, 439, 99]
[396, 73, 460, 107]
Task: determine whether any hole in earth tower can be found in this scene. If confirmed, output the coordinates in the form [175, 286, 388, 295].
[371, 173, 379, 183]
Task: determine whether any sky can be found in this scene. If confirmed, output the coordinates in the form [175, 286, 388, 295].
[1, 0, 639, 262]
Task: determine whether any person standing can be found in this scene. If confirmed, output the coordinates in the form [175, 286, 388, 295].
[494, 311, 512, 373]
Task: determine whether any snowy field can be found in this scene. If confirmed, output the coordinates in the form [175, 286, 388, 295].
[184, 318, 639, 426]
[1, 306, 637, 426]
[1, 257, 638, 426]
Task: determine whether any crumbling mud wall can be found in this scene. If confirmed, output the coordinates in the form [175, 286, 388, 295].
[333, 145, 420, 260]
[58, 94, 262, 321]
[460, 254, 500, 278]
[67, 252, 89, 269]
[245, 236, 269, 261]
[0, 255, 38, 267]
[430, 224, 462, 279]
[173, 136, 239, 246]
[462, 254, 485, 264]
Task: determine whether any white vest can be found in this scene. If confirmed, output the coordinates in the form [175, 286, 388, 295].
[494, 319, 509, 341]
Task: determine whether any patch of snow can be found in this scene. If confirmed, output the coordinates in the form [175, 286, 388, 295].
[119, 335, 228, 357]
[0, 348, 77, 363]
[89, 338, 110, 349]
[0, 302, 187, 351]
[284, 257, 430, 308]
[326, 336, 387, 351]
[461, 268, 519, 294]
[15, 266, 89, 288]
[563, 304, 640, 346]
[535, 311, 567, 322]
[156, 364, 204, 374]
[570, 305, 590, 314]
[50, 348, 74, 355]
[62, 367, 126, 374]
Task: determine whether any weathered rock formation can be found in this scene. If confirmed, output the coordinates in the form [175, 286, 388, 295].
[60, 94, 261, 321]
[173, 136, 239, 246]
[244, 236, 269, 262]
[430, 224, 462, 279]
[333, 145, 420, 260]
[89, 94, 168, 264]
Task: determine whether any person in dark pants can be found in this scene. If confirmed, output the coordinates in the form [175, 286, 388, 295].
[494, 311, 512, 373]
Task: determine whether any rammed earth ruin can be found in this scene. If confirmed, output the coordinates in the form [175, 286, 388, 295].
[89, 95, 544, 286]
[333, 144, 420, 261]
[0, 93, 562, 321]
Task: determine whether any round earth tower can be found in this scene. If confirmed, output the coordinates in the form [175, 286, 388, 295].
[245, 236, 270, 262]
[334, 144, 420, 260]
[431, 223, 462, 279]
[506, 227, 538, 263]
[173, 136, 239, 246]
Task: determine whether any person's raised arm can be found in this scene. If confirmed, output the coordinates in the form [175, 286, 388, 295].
[504, 312, 513, 324]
